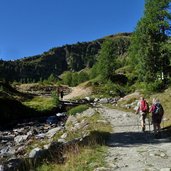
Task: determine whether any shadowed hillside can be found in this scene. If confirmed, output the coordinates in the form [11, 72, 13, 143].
[0, 82, 61, 127]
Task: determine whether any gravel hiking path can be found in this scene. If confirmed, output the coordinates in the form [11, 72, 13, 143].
[97, 106, 171, 171]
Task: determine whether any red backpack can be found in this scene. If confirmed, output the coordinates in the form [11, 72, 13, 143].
[140, 100, 148, 112]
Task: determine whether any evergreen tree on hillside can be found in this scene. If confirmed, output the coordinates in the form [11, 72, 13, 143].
[47, 74, 57, 83]
[62, 71, 72, 86]
[129, 0, 171, 83]
[96, 39, 118, 80]
[78, 71, 89, 83]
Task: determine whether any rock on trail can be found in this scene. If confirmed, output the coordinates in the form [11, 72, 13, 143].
[97, 106, 171, 171]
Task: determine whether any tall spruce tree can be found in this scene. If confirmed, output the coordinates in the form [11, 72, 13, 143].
[129, 0, 171, 83]
[96, 39, 118, 80]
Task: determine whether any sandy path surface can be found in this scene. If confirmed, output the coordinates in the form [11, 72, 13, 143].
[63, 86, 92, 100]
[97, 106, 171, 171]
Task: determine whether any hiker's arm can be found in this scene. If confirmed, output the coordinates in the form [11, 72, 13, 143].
[149, 105, 155, 113]
[135, 106, 140, 114]
[135, 102, 140, 114]
[135, 108, 139, 114]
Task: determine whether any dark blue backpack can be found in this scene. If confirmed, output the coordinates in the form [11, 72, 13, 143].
[154, 103, 164, 116]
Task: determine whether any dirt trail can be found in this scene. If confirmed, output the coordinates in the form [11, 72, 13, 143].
[63, 86, 92, 100]
[97, 106, 171, 171]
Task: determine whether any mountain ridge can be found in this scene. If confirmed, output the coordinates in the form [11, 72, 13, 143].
[0, 32, 131, 82]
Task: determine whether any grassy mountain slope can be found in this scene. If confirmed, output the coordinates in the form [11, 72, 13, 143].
[0, 33, 131, 82]
[0, 82, 59, 126]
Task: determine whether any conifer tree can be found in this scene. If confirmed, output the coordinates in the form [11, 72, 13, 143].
[96, 39, 118, 80]
[129, 0, 171, 82]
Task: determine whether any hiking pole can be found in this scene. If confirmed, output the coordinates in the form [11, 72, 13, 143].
[136, 113, 139, 132]
[148, 113, 151, 132]
[162, 117, 166, 129]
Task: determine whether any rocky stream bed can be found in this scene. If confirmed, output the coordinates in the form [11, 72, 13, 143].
[0, 114, 67, 166]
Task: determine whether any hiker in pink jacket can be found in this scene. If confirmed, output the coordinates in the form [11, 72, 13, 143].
[149, 98, 164, 137]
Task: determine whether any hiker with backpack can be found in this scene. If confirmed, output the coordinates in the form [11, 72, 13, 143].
[149, 98, 164, 137]
[136, 97, 149, 132]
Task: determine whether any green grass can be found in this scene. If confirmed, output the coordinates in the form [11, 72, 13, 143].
[36, 112, 112, 171]
[23, 96, 56, 111]
[67, 105, 89, 116]
[36, 145, 107, 171]
[87, 112, 112, 132]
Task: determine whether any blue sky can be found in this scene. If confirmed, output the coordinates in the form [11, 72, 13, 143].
[0, 0, 145, 61]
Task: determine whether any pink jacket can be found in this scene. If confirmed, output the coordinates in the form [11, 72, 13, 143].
[149, 104, 155, 113]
